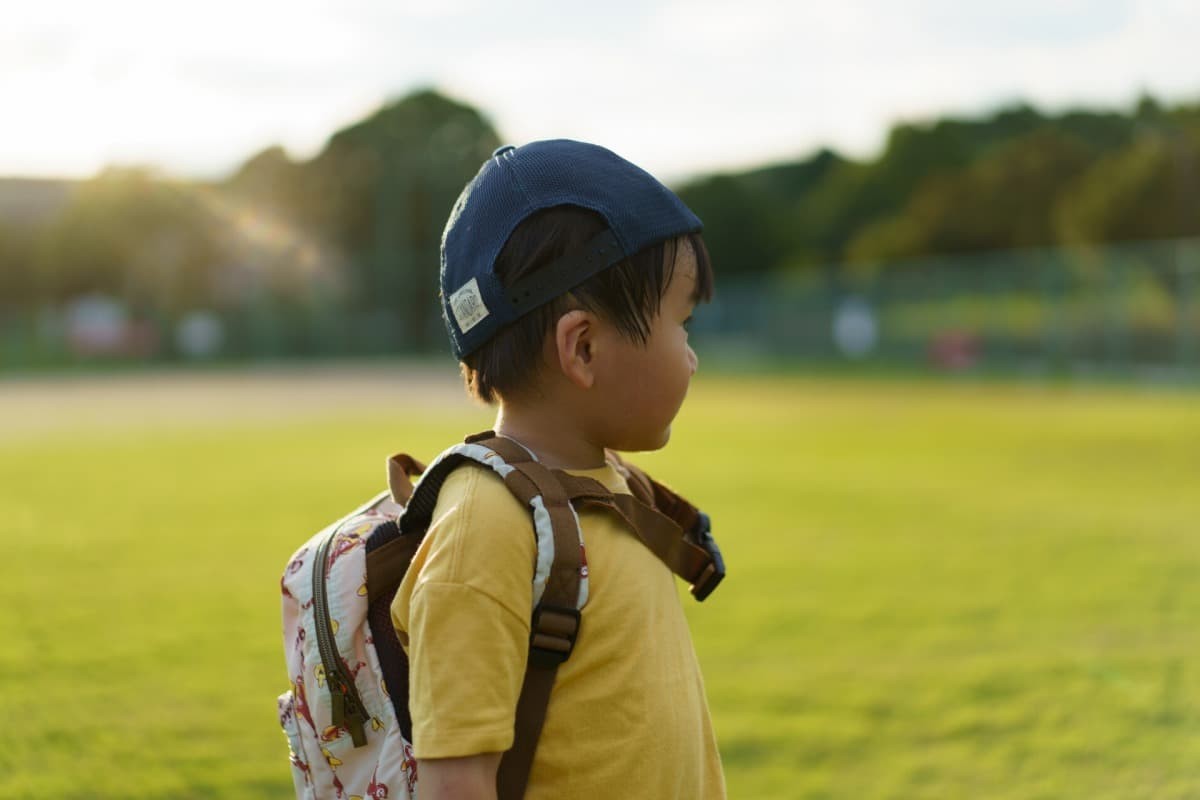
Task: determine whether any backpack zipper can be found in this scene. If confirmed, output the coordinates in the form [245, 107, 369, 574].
[312, 530, 369, 747]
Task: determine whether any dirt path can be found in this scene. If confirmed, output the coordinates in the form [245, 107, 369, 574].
[0, 361, 478, 441]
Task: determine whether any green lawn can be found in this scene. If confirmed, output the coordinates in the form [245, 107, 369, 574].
[2, 371, 1198, 798]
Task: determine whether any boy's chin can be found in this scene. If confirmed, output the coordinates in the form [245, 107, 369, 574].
[616, 425, 672, 453]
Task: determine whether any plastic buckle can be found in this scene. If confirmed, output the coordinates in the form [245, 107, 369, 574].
[689, 512, 726, 602]
[528, 604, 581, 666]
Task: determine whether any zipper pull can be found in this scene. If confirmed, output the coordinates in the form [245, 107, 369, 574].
[329, 683, 369, 748]
[330, 684, 346, 727]
[342, 691, 369, 748]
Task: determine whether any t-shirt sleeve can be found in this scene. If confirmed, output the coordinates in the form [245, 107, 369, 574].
[391, 463, 537, 759]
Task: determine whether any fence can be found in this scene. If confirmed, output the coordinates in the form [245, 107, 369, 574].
[3, 238, 1199, 380]
[692, 237, 1200, 379]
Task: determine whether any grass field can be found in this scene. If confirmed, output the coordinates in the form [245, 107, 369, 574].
[2, 365, 1198, 798]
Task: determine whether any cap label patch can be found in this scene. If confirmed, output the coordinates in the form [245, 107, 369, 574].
[449, 278, 489, 334]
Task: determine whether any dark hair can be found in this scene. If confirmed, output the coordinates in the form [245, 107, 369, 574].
[461, 205, 713, 403]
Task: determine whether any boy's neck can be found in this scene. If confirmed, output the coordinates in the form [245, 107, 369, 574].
[493, 401, 608, 471]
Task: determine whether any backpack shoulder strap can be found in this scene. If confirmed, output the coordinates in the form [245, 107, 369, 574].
[555, 454, 726, 602]
[378, 433, 722, 798]
[460, 432, 583, 800]
[374, 431, 583, 800]
[608, 452, 701, 535]
[614, 454, 725, 600]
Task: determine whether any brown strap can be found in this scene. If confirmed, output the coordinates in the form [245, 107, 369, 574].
[497, 604, 579, 800]
[620, 465, 723, 601]
[506, 469, 580, 610]
[574, 492, 713, 587]
[467, 432, 531, 469]
[386, 453, 426, 505]
[462, 433, 718, 798]
[552, 472, 613, 504]
[464, 432, 582, 800]
[470, 434, 582, 611]
[500, 661, 556, 800]
[608, 453, 701, 536]
[607, 450, 655, 506]
[556, 470, 714, 588]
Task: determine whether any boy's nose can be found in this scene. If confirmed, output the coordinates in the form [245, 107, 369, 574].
[687, 344, 698, 375]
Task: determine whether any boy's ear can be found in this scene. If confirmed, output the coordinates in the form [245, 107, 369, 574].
[554, 309, 596, 389]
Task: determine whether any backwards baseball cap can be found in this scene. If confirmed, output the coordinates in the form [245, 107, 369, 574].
[439, 139, 702, 360]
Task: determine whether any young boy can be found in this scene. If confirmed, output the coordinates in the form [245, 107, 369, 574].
[390, 139, 724, 799]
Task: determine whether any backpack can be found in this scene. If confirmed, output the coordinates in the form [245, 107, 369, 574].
[277, 431, 725, 800]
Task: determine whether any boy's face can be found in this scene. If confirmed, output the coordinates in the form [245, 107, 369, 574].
[593, 240, 700, 452]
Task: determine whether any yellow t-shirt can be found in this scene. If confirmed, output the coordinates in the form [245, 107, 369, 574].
[390, 458, 725, 799]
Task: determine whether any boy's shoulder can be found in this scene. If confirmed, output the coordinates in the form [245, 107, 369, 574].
[402, 450, 633, 599]
[430, 458, 529, 530]
[427, 451, 633, 528]
[395, 458, 538, 631]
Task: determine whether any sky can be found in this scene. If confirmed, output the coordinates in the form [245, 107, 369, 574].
[4, 0, 1199, 183]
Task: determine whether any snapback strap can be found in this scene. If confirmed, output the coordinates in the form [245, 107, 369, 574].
[503, 229, 622, 318]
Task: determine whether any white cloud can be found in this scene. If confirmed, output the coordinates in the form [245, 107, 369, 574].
[2, 0, 1198, 180]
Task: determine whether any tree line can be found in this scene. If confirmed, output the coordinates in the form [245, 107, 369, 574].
[678, 95, 1200, 279]
[1, 89, 1197, 350]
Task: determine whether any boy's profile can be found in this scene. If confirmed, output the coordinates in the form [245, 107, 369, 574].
[390, 139, 724, 799]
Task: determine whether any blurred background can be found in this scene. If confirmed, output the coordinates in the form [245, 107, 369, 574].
[3, 0, 1199, 378]
[3, 2, 1199, 799]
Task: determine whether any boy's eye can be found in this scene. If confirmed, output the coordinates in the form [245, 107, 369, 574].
[683, 316, 693, 329]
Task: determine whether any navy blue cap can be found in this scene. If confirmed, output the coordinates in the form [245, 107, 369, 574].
[439, 139, 702, 359]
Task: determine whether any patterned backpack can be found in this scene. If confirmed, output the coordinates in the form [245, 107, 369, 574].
[277, 431, 725, 800]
